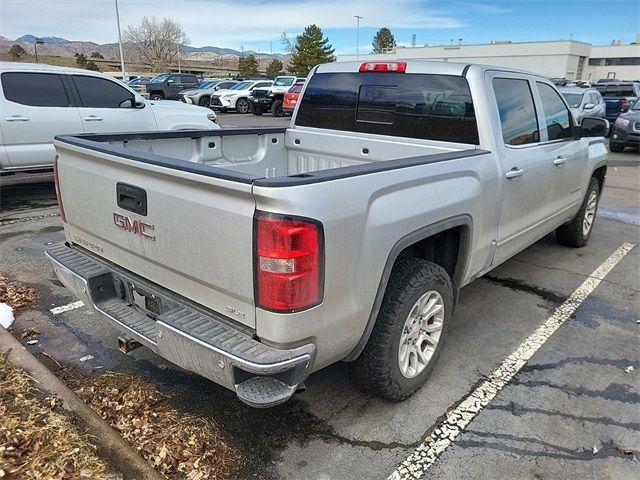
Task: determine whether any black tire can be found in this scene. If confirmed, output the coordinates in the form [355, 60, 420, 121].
[199, 96, 210, 107]
[252, 108, 264, 116]
[556, 177, 600, 248]
[236, 98, 251, 114]
[609, 142, 624, 153]
[271, 99, 284, 117]
[352, 257, 454, 401]
[149, 93, 164, 101]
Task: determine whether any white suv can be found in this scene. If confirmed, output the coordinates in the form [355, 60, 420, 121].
[0, 62, 219, 173]
[210, 80, 273, 113]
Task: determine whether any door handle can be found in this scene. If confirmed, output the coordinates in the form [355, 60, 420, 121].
[83, 115, 103, 121]
[505, 167, 524, 179]
[553, 156, 567, 166]
[5, 115, 30, 122]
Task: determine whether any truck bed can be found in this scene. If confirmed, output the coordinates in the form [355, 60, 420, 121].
[56, 126, 477, 185]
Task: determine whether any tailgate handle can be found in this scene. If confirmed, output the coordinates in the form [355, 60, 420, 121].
[116, 183, 147, 216]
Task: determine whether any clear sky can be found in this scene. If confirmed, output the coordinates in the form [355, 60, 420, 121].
[1, 0, 638, 54]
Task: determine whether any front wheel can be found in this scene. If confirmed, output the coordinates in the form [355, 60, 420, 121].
[556, 177, 600, 247]
[609, 142, 624, 153]
[252, 108, 264, 116]
[352, 257, 453, 401]
[150, 93, 164, 101]
[199, 96, 210, 107]
[271, 99, 284, 117]
[236, 98, 251, 114]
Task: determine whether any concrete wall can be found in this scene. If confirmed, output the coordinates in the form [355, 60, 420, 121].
[337, 39, 638, 81]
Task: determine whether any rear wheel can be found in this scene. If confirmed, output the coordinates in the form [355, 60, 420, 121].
[556, 177, 600, 247]
[236, 98, 251, 114]
[353, 257, 453, 401]
[199, 96, 210, 107]
[271, 99, 284, 117]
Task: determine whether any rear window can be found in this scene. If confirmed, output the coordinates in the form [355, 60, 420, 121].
[1, 72, 70, 107]
[295, 72, 478, 144]
[594, 84, 637, 97]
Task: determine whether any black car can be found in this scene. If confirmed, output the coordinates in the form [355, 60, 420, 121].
[143, 73, 200, 101]
[610, 99, 640, 152]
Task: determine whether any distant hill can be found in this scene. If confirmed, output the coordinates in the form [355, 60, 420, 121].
[16, 34, 71, 45]
[1, 34, 288, 62]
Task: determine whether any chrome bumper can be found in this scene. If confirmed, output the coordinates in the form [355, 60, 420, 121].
[46, 243, 315, 407]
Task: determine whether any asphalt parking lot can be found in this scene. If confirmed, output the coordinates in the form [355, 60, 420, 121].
[0, 117, 638, 479]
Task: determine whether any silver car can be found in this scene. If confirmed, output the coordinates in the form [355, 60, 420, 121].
[559, 87, 606, 124]
[178, 80, 238, 107]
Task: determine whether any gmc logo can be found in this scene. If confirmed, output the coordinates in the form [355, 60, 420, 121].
[113, 213, 155, 241]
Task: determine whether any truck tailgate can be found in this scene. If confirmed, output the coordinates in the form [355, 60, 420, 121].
[55, 141, 257, 328]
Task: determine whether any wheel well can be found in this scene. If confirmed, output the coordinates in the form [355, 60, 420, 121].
[149, 90, 164, 98]
[396, 226, 468, 286]
[592, 166, 607, 192]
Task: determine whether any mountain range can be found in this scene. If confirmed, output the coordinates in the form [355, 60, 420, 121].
[1, 34, 287, 61]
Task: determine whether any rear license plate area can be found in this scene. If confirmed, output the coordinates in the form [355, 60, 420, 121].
[128, 283, 161, 319]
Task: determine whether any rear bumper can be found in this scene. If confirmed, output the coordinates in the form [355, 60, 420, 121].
[46, 243, 315, 407]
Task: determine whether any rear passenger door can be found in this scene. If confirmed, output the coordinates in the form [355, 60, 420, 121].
[490, 74, 559, 266]
[71, 74, 157, 134]
[0, 72, 83, 169]
[534, 81, 584, 216]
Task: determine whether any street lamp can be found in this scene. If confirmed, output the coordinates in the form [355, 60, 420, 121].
[114, 0, 126, 80]
[34, 38, 44, 63]
[354, 16, 363, 60]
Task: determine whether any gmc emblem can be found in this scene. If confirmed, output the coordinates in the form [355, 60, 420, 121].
[113, 213, 155, 241]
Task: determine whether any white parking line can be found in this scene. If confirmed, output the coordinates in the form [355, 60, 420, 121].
[388, 242, 636, 480]
[50, 301, 85, 315]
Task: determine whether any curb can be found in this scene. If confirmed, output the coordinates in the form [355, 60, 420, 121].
[0, 327, 165, 480]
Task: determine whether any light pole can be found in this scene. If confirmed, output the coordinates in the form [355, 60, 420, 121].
[34, 38, 44, 63]
[354, 15, 363, 59]
[177, 43, 181, 73]
[114, 0, 126, 80]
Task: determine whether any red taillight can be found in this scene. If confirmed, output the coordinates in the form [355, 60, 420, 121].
[359, 61, 406, 73]
[255, 213, 323, 312]
[52, 155, 66, 222]
[620, 99, 629, 112]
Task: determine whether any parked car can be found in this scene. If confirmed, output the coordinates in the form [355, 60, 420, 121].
[610, 98, 640, 152]
[558, 86, 606, 123]
[282, 82, 305, 115]
[178, 80, 238, 107]
[0, 62, 218, 173]
[593, 81, 640, 123]
[48, 60, 609, 408]
[209, 80, 273, 113]
[249, 75, 306, 116]
[141, 73, 200, 101]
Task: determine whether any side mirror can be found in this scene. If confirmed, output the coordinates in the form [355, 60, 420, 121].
[119, 97, 135, 108]
[580, 117, 610, 137]
[583, 103, 595, 110]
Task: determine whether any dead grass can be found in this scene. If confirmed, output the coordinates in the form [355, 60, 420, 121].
[74, 372, 240, 479]
[0, 350, 117, 480]
[0, 275, 39, 314]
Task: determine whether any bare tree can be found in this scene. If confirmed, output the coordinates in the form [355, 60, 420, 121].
[280, 31, 296, 54]
[124, 17, 189, 71]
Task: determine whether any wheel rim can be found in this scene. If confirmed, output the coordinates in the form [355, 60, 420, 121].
[237, 99, 249, 113]
[199, 98, 209, 106]
[583, 190, 598, 236]
[398, 290, 444, 378]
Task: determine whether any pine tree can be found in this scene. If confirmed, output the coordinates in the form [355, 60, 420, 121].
[266, 59, 284, 78]
[238, 54, 259, 77]
[372, 28, 397, 53]
[288, 25, 335, 75]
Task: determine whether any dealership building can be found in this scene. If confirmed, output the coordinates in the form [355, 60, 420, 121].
[337, 38, 640, 81]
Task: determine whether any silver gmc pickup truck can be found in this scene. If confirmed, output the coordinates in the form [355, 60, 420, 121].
[47, 61, 610, 407]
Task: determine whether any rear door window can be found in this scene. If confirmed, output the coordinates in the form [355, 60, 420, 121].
[1, 72, 70, 107]
[492, 78, 539, 146]
[296, 72, 478, 144]
[72, 75, 133, 108]
[537, 82, 572, 141]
